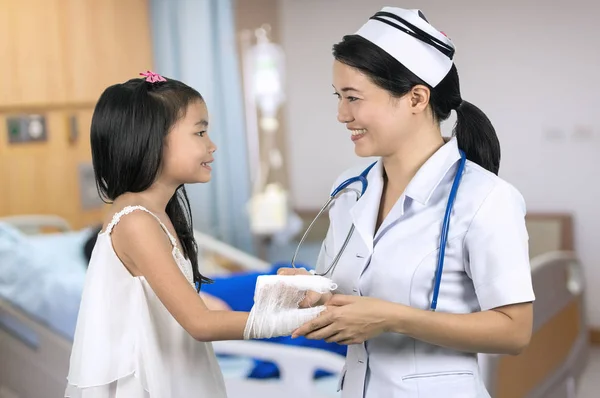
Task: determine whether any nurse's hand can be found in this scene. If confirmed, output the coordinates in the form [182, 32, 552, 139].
[276, 267, 312, 276]
[276, 267, 332, 308]
[292, 294, 391, 345]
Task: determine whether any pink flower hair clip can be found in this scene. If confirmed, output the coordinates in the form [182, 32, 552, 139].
[140, 70, 167, 83]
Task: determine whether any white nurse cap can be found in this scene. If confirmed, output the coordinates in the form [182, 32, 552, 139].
[355, 7, 455, 87]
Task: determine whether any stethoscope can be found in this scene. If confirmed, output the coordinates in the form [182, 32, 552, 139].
[291, 150, 467, 311]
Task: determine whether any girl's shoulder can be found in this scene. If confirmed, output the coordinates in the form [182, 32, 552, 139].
[102, 194, 164, 231]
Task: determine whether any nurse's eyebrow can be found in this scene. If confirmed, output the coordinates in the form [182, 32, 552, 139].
[196, 120, 209, 127]
[332, 84, 362, 93]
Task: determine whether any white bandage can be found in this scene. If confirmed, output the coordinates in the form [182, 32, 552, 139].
[243, 275, 337, 340]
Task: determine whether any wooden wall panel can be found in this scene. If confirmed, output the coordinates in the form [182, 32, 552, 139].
[0, 0, 68, 106]
[0, 0, 153, 229]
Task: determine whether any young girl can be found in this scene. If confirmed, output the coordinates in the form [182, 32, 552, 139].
[65, 71, 301, 397]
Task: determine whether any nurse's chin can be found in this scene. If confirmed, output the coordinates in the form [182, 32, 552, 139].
[353, 144, 378, 158]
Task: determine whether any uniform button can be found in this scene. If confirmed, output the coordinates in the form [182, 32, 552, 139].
[352, 287, 358, 293]
[358, 359, 364, 364]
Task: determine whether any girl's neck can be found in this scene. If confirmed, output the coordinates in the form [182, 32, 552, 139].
[119, 180, 178, 215]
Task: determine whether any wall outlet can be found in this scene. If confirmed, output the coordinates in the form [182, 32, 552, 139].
[6, 114, 47, 144]
[571, 125, 595, 142]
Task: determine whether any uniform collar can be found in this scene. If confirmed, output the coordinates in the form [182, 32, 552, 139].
[349, 137, 460, 254]
[404, 136, 461, 205]
[349, 160, 384, 253]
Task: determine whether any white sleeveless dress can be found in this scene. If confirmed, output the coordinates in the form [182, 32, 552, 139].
[65, 206, 228, 398]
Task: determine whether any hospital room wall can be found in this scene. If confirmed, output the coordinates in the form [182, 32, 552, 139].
[0, 0, 154, 229]
[277, 0, 600, 328]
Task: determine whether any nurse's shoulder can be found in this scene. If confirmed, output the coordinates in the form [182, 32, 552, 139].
[460, 160, 533, 312]
[329, 157, 526, 215]
[461, 159, 527, 218]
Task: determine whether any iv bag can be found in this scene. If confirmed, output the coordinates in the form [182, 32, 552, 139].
[249, 30, 285, 118]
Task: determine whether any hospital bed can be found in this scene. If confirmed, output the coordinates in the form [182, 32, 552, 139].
[0, 213, 590, 398]
[479, 251, 589, 398]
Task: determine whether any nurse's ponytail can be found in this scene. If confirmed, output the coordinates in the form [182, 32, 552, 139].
[453, 99, 501, 175]
[333, 35, 502, 175]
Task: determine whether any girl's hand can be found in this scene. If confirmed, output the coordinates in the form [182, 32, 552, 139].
[276, 267, 332, 308]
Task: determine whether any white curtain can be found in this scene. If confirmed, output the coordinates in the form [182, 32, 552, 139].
[150, 0, 255, 254]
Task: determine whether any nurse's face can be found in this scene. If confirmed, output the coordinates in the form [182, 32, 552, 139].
[332, 60, 417, 158]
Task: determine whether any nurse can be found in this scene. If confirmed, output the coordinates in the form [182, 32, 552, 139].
[279, 7, 535, 398]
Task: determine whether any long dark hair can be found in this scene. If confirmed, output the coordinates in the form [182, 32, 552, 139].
[332, 34, 501, 175]
[91, 77, 212, 291]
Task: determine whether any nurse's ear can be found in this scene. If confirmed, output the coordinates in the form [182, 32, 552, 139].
[408, 85, 430, 114]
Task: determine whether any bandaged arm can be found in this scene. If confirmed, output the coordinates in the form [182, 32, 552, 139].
[115, 211, 336, 342]
[243, 275, 337, 339]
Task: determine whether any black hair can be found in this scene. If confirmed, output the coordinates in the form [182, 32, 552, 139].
[332, 32, 501, 175]
[91, 77, 212, 291]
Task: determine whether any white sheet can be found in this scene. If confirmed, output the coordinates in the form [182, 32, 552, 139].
[0, 222, 90, 339]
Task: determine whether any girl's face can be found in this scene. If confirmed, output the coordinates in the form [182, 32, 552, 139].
[162, 100, 217, 185]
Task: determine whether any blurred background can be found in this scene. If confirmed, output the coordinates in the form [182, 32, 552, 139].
[0, 0, 598, 397]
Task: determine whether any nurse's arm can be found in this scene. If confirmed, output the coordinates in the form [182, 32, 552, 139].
[385, 301, 533, 356]
[390, 182, 535, 356]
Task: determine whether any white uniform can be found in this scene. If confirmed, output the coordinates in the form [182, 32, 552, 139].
[316, 138, 535, 398]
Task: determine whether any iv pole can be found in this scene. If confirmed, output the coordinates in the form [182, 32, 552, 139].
[240, 24, 290, 238]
